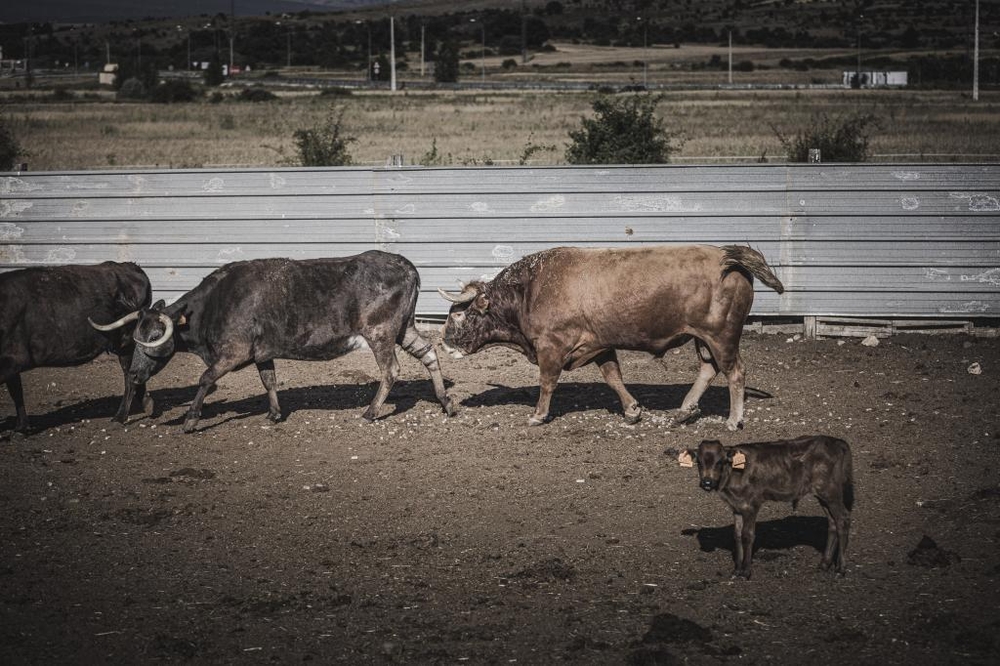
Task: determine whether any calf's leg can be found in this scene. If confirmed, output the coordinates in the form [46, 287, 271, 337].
[736, 509, 757, 578]
[401, 326, 456, 417]
[595, 350, 641, 423]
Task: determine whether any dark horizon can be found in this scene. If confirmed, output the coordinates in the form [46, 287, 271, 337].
[0, 0, 370, 25]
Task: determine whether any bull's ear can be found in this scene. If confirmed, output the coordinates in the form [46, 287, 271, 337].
[151, 299, 166, 310]
[473, 294, 490, 313]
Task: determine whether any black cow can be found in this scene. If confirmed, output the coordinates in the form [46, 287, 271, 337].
[1, 262, 152, 434]
[113, 251, 456, 432]
[439, 244, 784, 429]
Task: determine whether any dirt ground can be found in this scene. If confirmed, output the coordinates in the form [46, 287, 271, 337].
[2, 330, 999, 665]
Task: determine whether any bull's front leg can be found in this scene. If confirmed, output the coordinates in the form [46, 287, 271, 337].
[183, 358, 237, 433]
[529, 350, 563, 426]
[4, 373, 30, 434]
[256, 360, 283, 423]
[595, 349, 641, 424]
[113, 353, 153, 424]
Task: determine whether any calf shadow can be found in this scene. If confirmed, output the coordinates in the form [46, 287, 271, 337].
[682, 515, 830, 557]
[463, 381, 737, 419]
[2, 379, 446, 436]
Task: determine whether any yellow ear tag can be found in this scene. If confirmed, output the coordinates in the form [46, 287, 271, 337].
[732, 451, 747, 469]
[677, 451, 694, 468]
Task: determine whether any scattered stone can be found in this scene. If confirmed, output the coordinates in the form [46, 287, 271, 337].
[862, 335, 880, 347]
[967, 362, 982, 375]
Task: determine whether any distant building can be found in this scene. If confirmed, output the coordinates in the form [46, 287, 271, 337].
[99, 63, 118, 86]
[843, 71, 908, 88]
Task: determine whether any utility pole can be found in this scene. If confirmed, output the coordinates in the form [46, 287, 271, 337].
[521, 0, 527, 64]
[728, 29, 733, 84]
[390, 14, 397, 91]
[974, 0, 980, 101]
[420, 23, 425, 77]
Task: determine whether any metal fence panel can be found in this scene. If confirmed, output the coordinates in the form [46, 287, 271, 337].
[2, 164, 998, 319]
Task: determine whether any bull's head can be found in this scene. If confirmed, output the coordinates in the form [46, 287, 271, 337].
[437, 281, 496, 359]
[691, 440, 735, 492]
[126, 300, 185, 384]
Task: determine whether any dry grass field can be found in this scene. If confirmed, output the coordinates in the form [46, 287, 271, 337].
[2, 40, 999, 170]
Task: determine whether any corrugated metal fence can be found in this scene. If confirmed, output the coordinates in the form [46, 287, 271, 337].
[2, 164, 998, 321]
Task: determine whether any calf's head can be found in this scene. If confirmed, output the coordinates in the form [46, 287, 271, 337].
[689, 440, 735, 492]
[438, 281, 512, 358]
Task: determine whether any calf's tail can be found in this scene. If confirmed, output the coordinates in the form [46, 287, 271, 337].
[721, 245, 785, 295]
[841, 443, 855, 512]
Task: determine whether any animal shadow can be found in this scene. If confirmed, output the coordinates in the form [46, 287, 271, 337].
[463, 381, 733, 419]
[682, 515, 830, 557]
[157, 379, 445, 430]
[3, 379, 447, 435]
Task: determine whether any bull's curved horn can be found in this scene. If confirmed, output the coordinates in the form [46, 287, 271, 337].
[88, 310, 140, 331]
[134, 313, 175, 349]
[438, 286, 478, 304]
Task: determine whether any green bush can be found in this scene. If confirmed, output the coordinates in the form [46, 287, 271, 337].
[565, 93, 680, 164]
[434, 40, 460, 83]
[238, 87, 278, 102]
[293, 107, 355, 166]
[775, 111, 880, 162]
[149, 79, 200, 104]
[116, 77, 147, 100]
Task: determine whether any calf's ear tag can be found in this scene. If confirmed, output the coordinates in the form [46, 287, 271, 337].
[732, 451, 746, 469]
[677, 451, 694, 468]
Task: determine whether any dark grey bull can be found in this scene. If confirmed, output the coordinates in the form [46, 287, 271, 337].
[439, 244, 784, 429]
[1, 262, 152, 434]
[686, 436, 854, 578]
[114, 251, 456, 432]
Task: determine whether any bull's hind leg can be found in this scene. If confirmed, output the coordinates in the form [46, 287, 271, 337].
[362, 337, 400, 422]
[595, 350, 641, 424]
[401, 327, 456, 417]
[4, 371, 29, 433]
[676, 340, 719, 424]
[256, 360, 283, 423]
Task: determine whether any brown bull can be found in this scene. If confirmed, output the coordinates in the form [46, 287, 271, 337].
[439, 244, 784, 429]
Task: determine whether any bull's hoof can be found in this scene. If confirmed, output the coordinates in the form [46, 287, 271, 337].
[725, 419, 745, 432]
[110, 414, 128, 426]
[266, 411, 283, 423]
[182, 417, 199, 433]
[732, 569, 752, 580]
[527, 414, 550, 427]
[675, 407, 701, 424]
[623, 404, 642, 425]
[361, 408, 379, 423]
[443, 398, 458, 418]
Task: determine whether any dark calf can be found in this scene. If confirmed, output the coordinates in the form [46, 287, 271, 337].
[685, 436, 854, 579]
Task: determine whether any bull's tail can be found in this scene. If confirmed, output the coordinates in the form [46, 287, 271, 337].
[721, 245, 785, 294]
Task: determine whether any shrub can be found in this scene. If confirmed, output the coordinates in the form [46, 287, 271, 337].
[204, 56, 224, 87]
[293, 107, 355, 166]
[434, 40, 460, 83]
[502, 58, 518, 71]
[238, 87, 278, 102]
[149, 79, 199, 104]
[774, 111, 880, 162]
[319, 87, 353, 97]
[0, 116, 23, 170]
[116, 77, 147, 100]
[565, 93, 680, 165]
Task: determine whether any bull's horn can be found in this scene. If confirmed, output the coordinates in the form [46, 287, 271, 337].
[438, 286, 478, 304]
[134, 313, 175, 349]
[88, 310, 140, 331]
